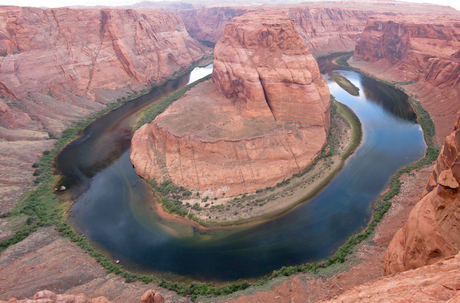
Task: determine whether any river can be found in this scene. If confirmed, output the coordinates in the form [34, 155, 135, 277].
[57, 59, 426, 282]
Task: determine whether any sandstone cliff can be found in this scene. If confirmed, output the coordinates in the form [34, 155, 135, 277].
[178, 2, 458, 58]
[384, 112, 460, 275]
[0, 6, 207, 213]
[212, 13, 330, 125]
[0, 6, 206, 102]
[352, 16, 460, 144]
[0, 289, 164, 303]
[320, 252, 460, 303]
[131, 12, 330, 197]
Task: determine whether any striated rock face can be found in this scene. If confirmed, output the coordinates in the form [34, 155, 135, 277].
[179, 3, 458, 58]
[212, 13, 330, 125]
[353, 16, 460, 143]
[131, 13, 330, 197]
[321, 252, 460, 303]
[0, 289, 164, 303]
[179, 5, 373, 56]
[286, 6, 375, 57]
[178, 7, 247, 45]
[384, 112, 460, 275]
[0, 6, 206, 101]
[0, 6, 207, 213]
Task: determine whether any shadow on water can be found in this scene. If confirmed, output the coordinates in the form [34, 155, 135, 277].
[59, 61, 426, 282]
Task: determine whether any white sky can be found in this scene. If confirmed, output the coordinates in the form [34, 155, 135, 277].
[0, 0, 459, 10]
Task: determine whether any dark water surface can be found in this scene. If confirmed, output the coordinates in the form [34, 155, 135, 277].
[60, 61, 426, 282]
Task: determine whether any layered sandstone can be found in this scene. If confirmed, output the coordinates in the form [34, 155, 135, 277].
[384, 112, 460, 275]
[212, 13, 330, 124]
[0, 6, 207, 213]
[131, 13, 330, 197]
[320, 252, 460, 303]
[352, 16, 460, 143]
[179, 2, 459, 57]
[0, 289, 164, 303]
[0, 7, 206, 102]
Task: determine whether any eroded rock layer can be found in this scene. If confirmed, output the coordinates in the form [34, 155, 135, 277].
[131, 13, 330, 197]
[352, 16, 460, 143]
[0, 6, 206, 102]
[384, 112, 460, 275]
[0, 6, 207, 213]
[178, 2, 459, 57]
[321, 252, 460, 303]
[212, 13, 330, 125]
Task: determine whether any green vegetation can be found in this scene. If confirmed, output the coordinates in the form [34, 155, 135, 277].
[335, 53, 352, 68]
[135, 74, 212, 130]
[0, 52, 441, 303]
[330, 72, 360, 96]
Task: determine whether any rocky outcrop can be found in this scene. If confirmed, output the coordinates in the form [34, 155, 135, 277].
[179, 3, 458, 58]
[0, 289, 164, 303]
[0, 6, 207, 213]
[352, 16, 460, 143]
[178, 7, 247, 45]
[131, 12, 330, 197]
[212, 13, 330, 125]
[0, 6, 206, 102]
[320, 252, 460, 303]
[384, 112, 460, 275]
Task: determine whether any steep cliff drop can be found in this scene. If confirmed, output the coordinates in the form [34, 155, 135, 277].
[352, 16, 460, 144]
[384, 112, 460, 275]
[131, 12, 330, 198]
[0, 6, 207, 213]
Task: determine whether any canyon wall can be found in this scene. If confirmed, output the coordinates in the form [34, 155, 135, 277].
[384, 112, 460, 275]
[179, 5, 373, 56]
[212, 13, 330, 125]
[0, 6, 207, 213]
[352, 16, 460, 144]
[0, 6, 206, 103]
[131, 12, 330, 197]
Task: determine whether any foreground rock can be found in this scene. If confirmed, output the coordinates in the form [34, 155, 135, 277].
[384, 112, 460, 274]
[0, 227, 184, 303]
[320, 252, 460, 303]
[0, 289, 164, 303]
[352, 16, 460, 144]
[131, 12, 330, 197]
[0, 6, 207, 213]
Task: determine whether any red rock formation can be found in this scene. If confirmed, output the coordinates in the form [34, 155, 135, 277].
[384, 112, 460, 275]
[178, 7, 247, 45]
[0, 289, 164, 303]
[0, 6, 208, 212]
[320, 252, 460, 303]
[0, 6, 206, 102]
[178, 3, 458, 57]
[352, 16, 460, 143]
[212, 13, 330, 125]
[131, 12, 330, 197]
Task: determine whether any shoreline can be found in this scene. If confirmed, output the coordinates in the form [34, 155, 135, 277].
[150, 98, 363, 228]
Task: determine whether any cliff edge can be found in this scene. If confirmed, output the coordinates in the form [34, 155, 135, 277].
[131, 12, 330, 197]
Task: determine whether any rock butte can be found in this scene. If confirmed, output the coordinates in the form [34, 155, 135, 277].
[130, 12, 330, 197]
[384, 111, 460, 275]
[352, 16, 460, 144]
[0, 6, 207, 212]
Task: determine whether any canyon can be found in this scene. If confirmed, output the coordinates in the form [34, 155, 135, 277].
[0, 6, 208, 213]
[130, 12, 330, 197]
[2, 1, 460, 303]
[351, 15, 460, 144]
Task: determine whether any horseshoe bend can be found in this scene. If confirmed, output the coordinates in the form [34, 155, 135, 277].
[130, 13, 331, 198]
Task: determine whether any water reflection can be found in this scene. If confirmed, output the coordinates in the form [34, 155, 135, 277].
[62, 60, 426, 282]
